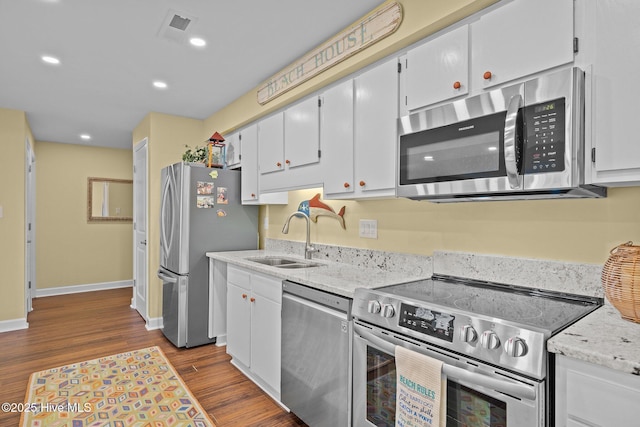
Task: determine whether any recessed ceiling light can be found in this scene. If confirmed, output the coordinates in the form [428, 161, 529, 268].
[80, 134, 91, 140]
[189, 37, 206, 47]
[153, 81, 168, 89]
[41, 55, 60, 65]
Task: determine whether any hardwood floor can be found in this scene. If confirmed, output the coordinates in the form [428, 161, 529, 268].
[0, 288, 306, 427]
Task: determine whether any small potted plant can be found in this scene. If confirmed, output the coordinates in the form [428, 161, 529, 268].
[182, 145, 208, 165]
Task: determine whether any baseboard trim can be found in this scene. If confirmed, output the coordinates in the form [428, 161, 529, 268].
[145, 316, 163, 331]
[0, 318, 29, 333]
[35, 280, 133, 298]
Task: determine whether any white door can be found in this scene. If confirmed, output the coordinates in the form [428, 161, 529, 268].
[25, 137, 36, 313]
[133, 138, 148, 322]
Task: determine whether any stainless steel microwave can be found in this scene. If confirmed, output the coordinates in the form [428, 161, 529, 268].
[397, 67, 606, 202]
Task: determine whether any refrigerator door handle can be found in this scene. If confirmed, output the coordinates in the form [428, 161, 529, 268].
[160, 166, 176, 258]
[157, 269, 178, 283]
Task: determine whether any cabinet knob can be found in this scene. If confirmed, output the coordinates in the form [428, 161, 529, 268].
[276, 162, 282, 167]
[285, 159, 291, 165]
[250, 193, 256, 198]
[453, 81, 462, 90]
[242, 294, 247, 299]
[359, 180, 366, 187]
[344, 182, 350, 188]
[250, 297, 256, 303]
[483, 71, 492, 80]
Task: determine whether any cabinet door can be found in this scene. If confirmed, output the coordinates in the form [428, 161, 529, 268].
[588, 0, 640, 185]
[354, 58, 399, 197]
[471, 0, 574, 90]
[322, 80, 355, 197]
[225, 131, 241, 169]
[240, 124, 259, 203]
[258, 112, 285, 175]
[406, 24, 469, 110]
[284, 96, 320, 169]
[226, 282, 251, 368]
[250, 294, 281, 393]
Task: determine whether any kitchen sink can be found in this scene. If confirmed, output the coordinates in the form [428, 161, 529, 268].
[246, 256, 322, 269]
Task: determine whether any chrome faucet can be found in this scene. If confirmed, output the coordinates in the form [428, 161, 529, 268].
[282, 211, 317, 259]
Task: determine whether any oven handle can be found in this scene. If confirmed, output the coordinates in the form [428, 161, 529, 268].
[354, 324, 537, 401]
[504, 93, 523, 190]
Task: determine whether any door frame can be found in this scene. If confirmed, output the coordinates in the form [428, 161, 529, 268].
[24, 137, 36, 315]
[132, 138, 149, 324]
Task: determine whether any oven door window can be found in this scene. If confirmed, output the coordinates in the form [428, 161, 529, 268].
[447, 382, 507, 427]
[364, 345, 508, 427]
[366, 346, 396, 426]
[399, 111, 508, 185]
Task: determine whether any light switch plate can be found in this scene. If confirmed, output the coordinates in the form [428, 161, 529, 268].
[359, 219, 378, 239]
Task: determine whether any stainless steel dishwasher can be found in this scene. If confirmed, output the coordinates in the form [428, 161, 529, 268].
[281, 280, 352, 427]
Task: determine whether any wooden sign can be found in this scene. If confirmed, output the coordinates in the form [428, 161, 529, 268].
[257, 2, 403, 105]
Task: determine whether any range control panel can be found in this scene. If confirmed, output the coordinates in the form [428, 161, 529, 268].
[399, 303, 455, 343]
[523, 97, 566, 174]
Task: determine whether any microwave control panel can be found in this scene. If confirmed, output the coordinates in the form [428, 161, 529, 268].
[523, 97, 565, 174]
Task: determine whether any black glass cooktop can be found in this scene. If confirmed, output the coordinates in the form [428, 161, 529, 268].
[375, 275, 602, 334]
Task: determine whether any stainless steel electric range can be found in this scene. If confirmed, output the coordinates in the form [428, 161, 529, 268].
[352, 274, 602, 427]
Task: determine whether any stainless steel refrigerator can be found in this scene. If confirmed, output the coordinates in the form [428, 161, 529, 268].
[157, 162, 258, 348]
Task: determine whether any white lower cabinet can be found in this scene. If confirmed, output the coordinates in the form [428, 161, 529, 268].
[226, 265, 282, 401]
[555, 355, 640, 427]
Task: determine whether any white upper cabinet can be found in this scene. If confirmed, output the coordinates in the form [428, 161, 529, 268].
[284, 96, 321, 169]
[258, 97, 323, 193]
[581, 0, 640, 185]
[258, 112, 285, 175]
[405, 24, 469, 111]
[354, 57, 399, 198]
[240, 123, 287, 205]
[321, 79, 355, 198]
[225, 130, 241, 169]
[239, 124, 259, 203]
[470, 0, 574, 90]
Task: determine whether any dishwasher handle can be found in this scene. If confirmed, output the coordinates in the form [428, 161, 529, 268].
[354, 323, 537, 402]
[282, 293, 348, 320]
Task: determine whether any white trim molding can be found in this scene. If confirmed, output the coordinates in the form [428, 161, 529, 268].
[35, 280, 133, 298]
[0, 318, 29, 333]
[145, 317, 163, 331]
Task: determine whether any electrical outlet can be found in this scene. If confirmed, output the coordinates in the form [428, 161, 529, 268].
[0, 205, 3, 218]
[263, 216, 269, 230]
[359, 219, 378, 239]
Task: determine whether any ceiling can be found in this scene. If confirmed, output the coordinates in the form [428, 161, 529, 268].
[0, 0, 384, 150]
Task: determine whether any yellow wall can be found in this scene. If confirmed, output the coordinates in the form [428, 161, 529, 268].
[202, 0, 498, 136]
[266, 187, 640, 264]
[0, 108, 29, 322]
[201, 0, 640, 267]
[133, 112, 204, 319]
[35, 141, 133, 288]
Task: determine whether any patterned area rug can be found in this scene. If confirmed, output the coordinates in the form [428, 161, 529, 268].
[20, 346, 215, 427]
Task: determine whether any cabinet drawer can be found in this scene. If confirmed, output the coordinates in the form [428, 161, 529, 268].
[227, 265, 251, 287]
[251, 272, 282, 303]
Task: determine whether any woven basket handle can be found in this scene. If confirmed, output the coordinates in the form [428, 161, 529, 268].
[610, 241, 634, 255]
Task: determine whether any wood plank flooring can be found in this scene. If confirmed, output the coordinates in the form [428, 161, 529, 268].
[0, 288, 306, 427]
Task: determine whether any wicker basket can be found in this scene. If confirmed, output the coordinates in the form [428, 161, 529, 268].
[602, 241, 640, 323]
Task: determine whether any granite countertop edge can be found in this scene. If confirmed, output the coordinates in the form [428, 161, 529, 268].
[547, 305, 640, 376]
[207, 250, 640, 376]
[206, 249, 429, 298]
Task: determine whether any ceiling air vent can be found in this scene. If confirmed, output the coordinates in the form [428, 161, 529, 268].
[157, 9, 199, 44]
[169, 14, 191, 31]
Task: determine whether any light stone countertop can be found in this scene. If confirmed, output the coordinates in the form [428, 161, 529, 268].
[206, 249, 430, 298]
[207, 244, 640, 376]
[547, 305, 640, 375]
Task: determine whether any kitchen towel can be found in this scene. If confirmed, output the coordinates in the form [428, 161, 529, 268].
[395, 345, 446, 427]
